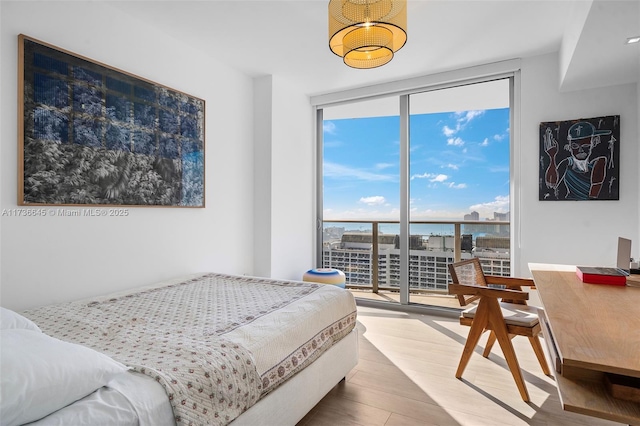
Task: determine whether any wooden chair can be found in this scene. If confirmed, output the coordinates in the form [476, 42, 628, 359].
[448, 258, 551, 402]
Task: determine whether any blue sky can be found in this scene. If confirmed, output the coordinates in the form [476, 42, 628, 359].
[323, 108, 510, 221]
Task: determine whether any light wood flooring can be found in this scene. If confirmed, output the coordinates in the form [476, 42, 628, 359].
[297, 305, 623, 426]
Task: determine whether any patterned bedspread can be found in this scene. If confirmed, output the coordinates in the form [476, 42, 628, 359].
[23, 273, 357, 425]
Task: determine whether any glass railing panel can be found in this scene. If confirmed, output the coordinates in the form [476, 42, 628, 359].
[322, 221, 374, 290]
[322, 219, 510, 309]
[462, 222, 511, 276]
[407, 222, 454, 294]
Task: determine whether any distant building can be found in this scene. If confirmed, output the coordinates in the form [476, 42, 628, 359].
[426, 235, 454, 251]
[476, 236, 510, 252]
[323, 232, 510, 291]
[464, 211, 479, 221]
[493, 212, 509, 221]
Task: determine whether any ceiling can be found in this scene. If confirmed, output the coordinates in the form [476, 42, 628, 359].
[111, 0, 639, 96]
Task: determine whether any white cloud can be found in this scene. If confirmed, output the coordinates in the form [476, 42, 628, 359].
[360, 196, 386, 206]
[324, 162, 395, 182]
[323, 121, 337, 135]
[444, 163, 459, 170]
[412, 173, 450, 183]
[442, 110, 486, 139]
[410, 172, 434, 180]
[459, 110, 484, 122]
[493, 134, 505, 141]
[480, 138, 489, 146]
[448, 182, 467, 189]
[447, 137, 464, 146]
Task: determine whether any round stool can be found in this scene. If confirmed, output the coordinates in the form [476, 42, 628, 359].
[303, 268, 346, 288]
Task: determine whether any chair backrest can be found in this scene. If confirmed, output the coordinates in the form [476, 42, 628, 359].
[449, 258, 487, 306]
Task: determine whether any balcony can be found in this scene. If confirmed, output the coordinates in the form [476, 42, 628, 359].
[322, 219, 510, 309]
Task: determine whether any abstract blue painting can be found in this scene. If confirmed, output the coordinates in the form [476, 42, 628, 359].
[19, 35, 205, 207]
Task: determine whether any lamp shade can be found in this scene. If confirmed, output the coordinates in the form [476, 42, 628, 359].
[329, 0, 407, 69]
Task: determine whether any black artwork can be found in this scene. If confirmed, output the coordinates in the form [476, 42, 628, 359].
[539, 115, 620, 201]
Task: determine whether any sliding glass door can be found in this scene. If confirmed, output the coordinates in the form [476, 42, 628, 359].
[318, 77, 512, 309]
[321, 97, 401, 304]
[407, 79, 511, 306]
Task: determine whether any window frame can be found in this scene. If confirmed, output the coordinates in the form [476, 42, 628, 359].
[312, 62, 522, 303]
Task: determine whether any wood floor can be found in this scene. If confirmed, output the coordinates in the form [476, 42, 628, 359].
[297, 305, 623, 426]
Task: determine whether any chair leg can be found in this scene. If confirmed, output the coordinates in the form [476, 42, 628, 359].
[456, 299, 490, 379]
[484, 332, 517, 357]
[528, 336, 551, 376]
[486, 298, 530, 402]
[483, 331, 496, 357]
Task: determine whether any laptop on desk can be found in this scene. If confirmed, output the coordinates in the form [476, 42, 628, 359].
[615, 236, 640, 275]
[582, 237, 633, 277]
[616, 237, 632, 276]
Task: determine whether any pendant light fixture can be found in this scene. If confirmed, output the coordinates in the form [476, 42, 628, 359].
[329, 0, 407, 69]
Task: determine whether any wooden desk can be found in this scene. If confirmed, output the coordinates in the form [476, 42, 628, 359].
[529, 263, 640, 425]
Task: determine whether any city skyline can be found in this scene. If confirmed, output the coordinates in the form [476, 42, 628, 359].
[323, 107, 510, 221]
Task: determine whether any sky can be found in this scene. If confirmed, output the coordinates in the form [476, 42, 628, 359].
[323, 107, 510, 221]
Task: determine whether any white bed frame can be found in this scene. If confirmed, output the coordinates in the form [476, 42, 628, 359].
[231, 329, 359, 425]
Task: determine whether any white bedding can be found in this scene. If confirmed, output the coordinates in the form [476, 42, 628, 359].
[19, 273, 357, 426]
[27, 371, 174, 426]
[25, 331, 359, 426]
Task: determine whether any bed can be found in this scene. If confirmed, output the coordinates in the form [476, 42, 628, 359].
[0, 272, 358, 426]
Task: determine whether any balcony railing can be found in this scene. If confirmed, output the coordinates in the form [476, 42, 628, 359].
[322, 219, 510, 295]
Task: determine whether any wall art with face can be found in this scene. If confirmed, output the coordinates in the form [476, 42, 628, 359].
[539, 115, 620, 201]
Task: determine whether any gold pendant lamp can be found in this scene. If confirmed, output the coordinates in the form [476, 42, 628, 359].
[329, 0, 407, 69]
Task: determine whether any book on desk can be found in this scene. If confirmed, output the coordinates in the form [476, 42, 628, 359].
[575, 237, 640, 286]
[575, 266, 627, 285]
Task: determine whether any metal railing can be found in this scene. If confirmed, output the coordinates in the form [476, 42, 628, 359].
[322, 219, 510, 294]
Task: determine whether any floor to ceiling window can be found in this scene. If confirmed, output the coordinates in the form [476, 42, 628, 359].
[317, 75, 513, 310]
[321, 97, 401, 304]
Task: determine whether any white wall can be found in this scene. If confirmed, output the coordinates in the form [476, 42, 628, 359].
[518, 52, 639, 274]
[269, 76, 315, 280]
[252, 75, 315, 280]
[0, 1, 256, 310]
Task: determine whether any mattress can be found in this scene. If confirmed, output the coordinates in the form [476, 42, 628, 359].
[20, 273, 357, 425]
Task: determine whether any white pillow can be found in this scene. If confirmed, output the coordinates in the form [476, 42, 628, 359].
[0, 307, 42, 332]
[0, 329, 129, 426]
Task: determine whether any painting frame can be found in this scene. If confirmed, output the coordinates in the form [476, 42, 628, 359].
[18, 34, 205, 207]
[538, 115, 620, 201]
